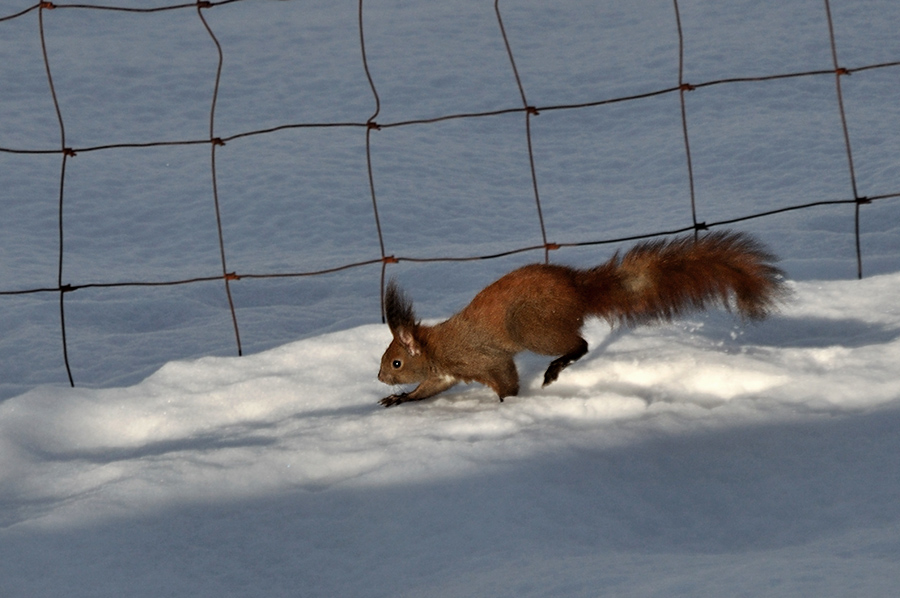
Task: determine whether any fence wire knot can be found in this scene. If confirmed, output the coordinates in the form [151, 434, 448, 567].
[367, 121, 381, 131]
[836, 67, 851, 76]
[224, 272, 240, 281]
[679, 82, 696, 91]
[40, 1, 56, 8]
[382, 256, 398, 264]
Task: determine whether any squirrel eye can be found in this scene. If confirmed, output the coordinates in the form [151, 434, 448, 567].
[392, 359, 402, 369]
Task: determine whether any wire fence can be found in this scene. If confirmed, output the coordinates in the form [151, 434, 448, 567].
[1, 0, 898, 387]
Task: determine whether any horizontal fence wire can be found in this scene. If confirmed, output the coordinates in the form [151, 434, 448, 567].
[1, 0, 898, 387]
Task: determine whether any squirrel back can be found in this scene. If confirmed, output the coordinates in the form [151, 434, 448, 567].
[378, 230, 785, 407]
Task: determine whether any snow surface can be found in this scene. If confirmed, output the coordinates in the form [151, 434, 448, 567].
[3, 276, 900, 597]
[1, 0, 899, 596]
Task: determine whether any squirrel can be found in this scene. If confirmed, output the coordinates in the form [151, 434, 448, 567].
[377, 230, 786, 407]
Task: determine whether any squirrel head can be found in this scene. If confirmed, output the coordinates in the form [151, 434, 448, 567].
[378, 280, 431, 385]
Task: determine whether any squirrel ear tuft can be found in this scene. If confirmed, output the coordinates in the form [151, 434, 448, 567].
[384, 279, 418, 334]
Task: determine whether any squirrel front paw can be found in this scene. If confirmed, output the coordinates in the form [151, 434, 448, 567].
[379, 393, 410, 408]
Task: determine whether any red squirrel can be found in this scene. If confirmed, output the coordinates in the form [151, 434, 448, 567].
[377, 230, 786, 407]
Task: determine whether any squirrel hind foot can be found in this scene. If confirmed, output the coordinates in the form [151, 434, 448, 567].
[542, 339, 589, 387]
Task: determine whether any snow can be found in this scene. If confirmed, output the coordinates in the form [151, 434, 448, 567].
[1, 1, 899, 596]
[3, 277, 900, 597]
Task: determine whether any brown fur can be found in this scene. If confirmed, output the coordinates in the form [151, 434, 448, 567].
[377, 230, 786, 407]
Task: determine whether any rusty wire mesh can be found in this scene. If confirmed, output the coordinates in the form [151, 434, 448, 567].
[1, 0, 898, 387]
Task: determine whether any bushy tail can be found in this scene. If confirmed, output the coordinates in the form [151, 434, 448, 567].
[578, 230, 787, 325]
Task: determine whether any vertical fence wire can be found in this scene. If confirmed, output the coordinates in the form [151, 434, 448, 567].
[357, 0, 393, 321]
[672, 0, 703, 240]
[197, 2, 243, 355]
[38, 2, 75, 386]
[494, 0, 551, 263]
[822, 0, 866, 279]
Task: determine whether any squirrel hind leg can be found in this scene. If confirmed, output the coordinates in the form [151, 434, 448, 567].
[542, 338, 589, 387]
[477, 357, 520, 402]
